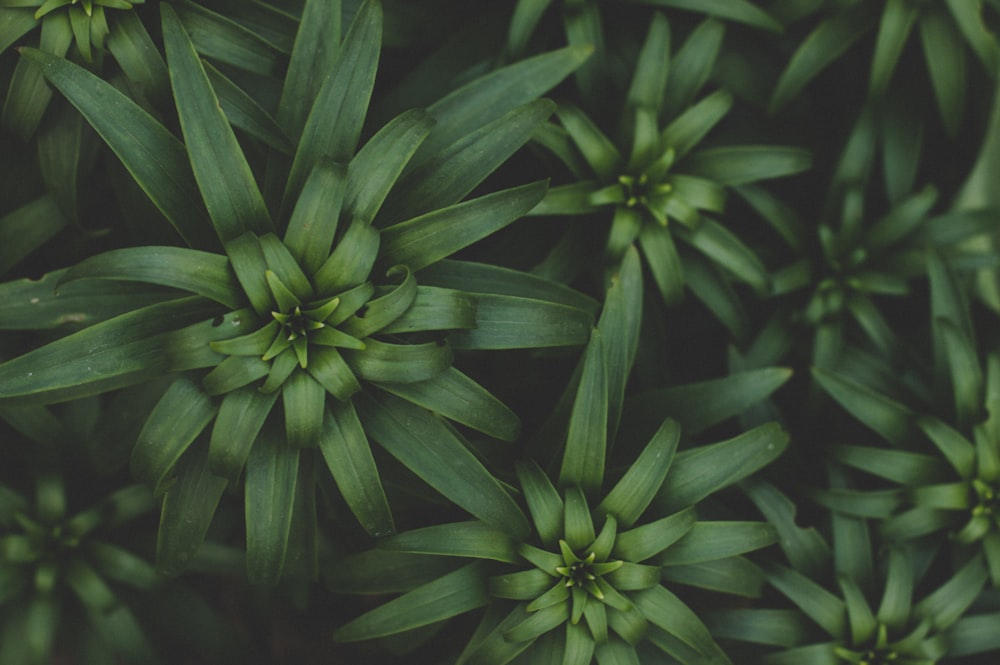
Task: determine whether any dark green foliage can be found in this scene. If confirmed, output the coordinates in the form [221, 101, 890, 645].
[1, 0, 1000, 662]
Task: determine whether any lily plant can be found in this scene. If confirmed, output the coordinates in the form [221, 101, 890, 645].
[527, 11, 811, 340]
[0, 0, 597, 584]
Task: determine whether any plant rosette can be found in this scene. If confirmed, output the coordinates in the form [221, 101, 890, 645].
[525, 11, 810, 339]
[330, 414, 789, 665]
[806, 250, 1000, 587]
[709, 478, 997, 664]
[0, 0, 598, 584]
[0, 468, 161, 664]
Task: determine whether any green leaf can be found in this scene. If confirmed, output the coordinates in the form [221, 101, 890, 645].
[208, 386, 278, 482]
[558, 329, 607, 493]
[918, 5, 966, 136]
[245, 425, 300, 585]
[334, 562, 490, 641]
[357, 391, 529, 538]
[629, 0, 781, 32]
[624, 368, 792, 441]
[660, 89, 734, 160]
[613, 507, 696, 563]
[417, 260, 599, 314]
[281, 370, 325, 448]
[156, 442, 228, 576]
[380, 521, 518, 563]
[600, 246, 643, 441]
[770, 4, 879, 111]
[829, 445, 948, 486]
[662, 17, 727, 119]
[381, 99, 555, 222]
[915, 554, 987, 628]
[106, 10, 169, 107]
[313, 219, 380, 297]
[940, 317, 984, 430]
[346, 108, 435, 224]
[0, 296, 223, 404]
[379, 181, 547, 270]
[205, 61, 292, 154]
[491, 568, 555, 600]
[61, 246, 245, 309]
[317, 399, 392, 536]
[762, 562, 846, 639]
[707, 608, 813, 648]
[876, 548, 913, 630]
[945, 0, 1000, 76]
[658, 422, 789, 513]
[450, 294, 593, 350]
[0, 196, 67, 275]
[599, 418, 680, 527]
[812, 367, 915, 445]
[517, 460, 564, 549]
[275, 0, 341, 142]
[378, 285, 476, 334]
[131, 376, 217, 496]
[660, 557, 766, 598]
[555, 104, 623, 181]
[684, 218, 769, 293]
[376, 367, 520, 442]
[0, 10, 37, 56]
[870, 0, 919, 95]
[282, 0, 380, 214]
[174, 0, 283, 76]
[626, 12, 670, 114]
[683, 146, 812, 185]
[281, 162, 345, 275]
[638, 223, 685, 306]
[415, 44, 591, 167]
[344, 338, 452, 384]
[632, 585, 725, 660]
[17, 48, 216, 249]
[658, 521, 777, 565]
[563, 486, 596, 552]
[504, 603, 569, 644]
[327, 548, 459, 594]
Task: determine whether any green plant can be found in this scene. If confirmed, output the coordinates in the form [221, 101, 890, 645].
[1, 0, 1000, 662]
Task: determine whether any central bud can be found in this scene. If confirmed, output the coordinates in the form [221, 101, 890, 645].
[972, 478, 1000, 518]
[555, 539, 623, 601]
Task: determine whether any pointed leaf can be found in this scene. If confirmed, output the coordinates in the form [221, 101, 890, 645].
[208, 386, 278, 482]
[559, 330, 608, 492]
[131, 376, 217, 496]
[61, 246, 244, 308]
[334, 562, 490, 642]
[658, 422, 789, 513]
[17, 47, 215, 249]
[659, 521, 777, 565]
[245, 425, 300, 585]
[381, 521, 518, 563]
[599, 418, 680, 527]
[357, 391, 529, 538]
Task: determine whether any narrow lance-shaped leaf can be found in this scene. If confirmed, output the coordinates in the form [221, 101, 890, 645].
[161, 4, 273, 242]
[598, 418, 680, 527]
[346, 108, 435, 224]
[414, 44, 592, 167]
[156, 442, 228, 576]
[559, 329, 608, 493]
[208, 386, 278, 483]
[357, 392, 530, 538]
[375, 367, 521, 442]
[0, 296, 224, 404]
[245, 425, 300, 585]
[131, 376, 217, 496]
[381, 99, 556, 223]
[60, 246, 245, 309]
[282, 0, 381, 214]
[334, 563, 490, 642]
[658, 422, 789, 513]
[379, 522, 518, 563]
[17, 48, 216, 249]
[517, 460, 564, 548]
[318, 399, 394, 537]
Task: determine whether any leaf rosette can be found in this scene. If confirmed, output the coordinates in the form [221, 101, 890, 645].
[527, 12, 810, 339]
[0, 0, 597, 583]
